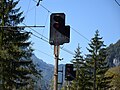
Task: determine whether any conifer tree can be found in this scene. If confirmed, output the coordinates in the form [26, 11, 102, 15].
[86, 30, 112, 90]
[71, 44, 87, 90]
[0, 0, 41, 89]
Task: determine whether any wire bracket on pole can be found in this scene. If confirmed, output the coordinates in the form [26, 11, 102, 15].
[58, 58, 63, 61]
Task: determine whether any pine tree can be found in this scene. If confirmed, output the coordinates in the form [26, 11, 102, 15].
[0, 0, 41, 89]
[86, 30, 112, 90]
[71, 44, 87, 90]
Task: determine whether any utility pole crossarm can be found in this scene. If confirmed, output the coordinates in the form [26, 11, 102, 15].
[0, 25, 45, 28]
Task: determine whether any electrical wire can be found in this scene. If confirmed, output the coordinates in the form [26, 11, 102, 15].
[21, 0, 91, 56]
[35, 49, 54, 58]
[33, 0, 89, 42]
[32, 0, 51, 13]
[25, 6, 36, 15]
[31, 32, 74, 55]
[21, 3, 75, 56]
[24, 0, 31, 23]
[26, 0, 90, 44]
[40, 4, 52, 13]
[22, 23, 48, 40]
[42, 11, 50, 37]
[115, 0, 120, 6]
[70, 26, 90, 42]
[21, 22, 75, 55]
[35, 5, 37, 26]
[21, 24, 74, 55]
[3, 27, 55, 60]
[60, 47, 74, 55]
[22, 0, 91, 57]
[31, 33, 49, 43]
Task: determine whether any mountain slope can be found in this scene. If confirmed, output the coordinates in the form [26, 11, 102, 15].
[107, 39, 120, 67]
[105, 66, 120, 90]
[32, 54, 54, 90]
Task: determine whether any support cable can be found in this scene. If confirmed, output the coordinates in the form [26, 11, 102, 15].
[24, 0, 31, 23]
[1, 27, 54, 61]
[31, 33, 49, 43]
[32, 0, 52, 13]
[31, 32, 74, 55]
[32, 0, 89, 42]
[35, 49, 54, 58]
[35, 5, 37, 26]
[22, 23, 48, 40]
[115, 0, 120, 6]
[40, 4, 52, 13]
[42, 11, 50, 38]
[70, 26, 90, 42]
[21, 0, 90, 56]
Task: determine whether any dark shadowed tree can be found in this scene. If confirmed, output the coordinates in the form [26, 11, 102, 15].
[0, 0, 41, 89]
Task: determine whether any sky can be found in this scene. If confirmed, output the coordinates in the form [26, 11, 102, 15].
[17, 0, 120, 65]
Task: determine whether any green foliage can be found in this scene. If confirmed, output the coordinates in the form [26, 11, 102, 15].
[71, 44, 87, 90]
[85, 30, 112, 90]
[106, 66, 120, 90]
[0, 0, 41, 89]
[62, 30, 113, 90]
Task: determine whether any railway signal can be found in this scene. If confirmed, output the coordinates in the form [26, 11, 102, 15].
[49, 13, 70, 45]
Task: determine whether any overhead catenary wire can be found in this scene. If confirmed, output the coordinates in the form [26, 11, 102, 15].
[60, 47, 74, 55]
[32, 0, 90, 43]
[31, 33, 49, 43]
[1, 27, 55, 60]
[21, 0, 90, 56]
[29, 33, 74, 64]
[24, 5, 36, 16]
[21, 22, 75, 55]
[22, 0, 89, 56]
[32, 0, 52, 13]
[41, 10, 50, 37]
[40, 4, 52, 13]
[0, 27, 54, 60]
[115, 0, 120, 6]
[0, 0, 76, 65]
[24, 0, 31, 23]
[23, 0, 51, 39]
[2, 26, 55, 60]
[35, 49, 54, 58]
[35, 5, 37, 26]
[70, 26, 90, 42]
[22, 23, 48, 40]
[20, 21, 75, 56]
[31, 32, 74, 55]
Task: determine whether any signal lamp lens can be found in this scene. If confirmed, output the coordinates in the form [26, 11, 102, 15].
[53, 23, 60, 29]
[53, 16, 61, 21]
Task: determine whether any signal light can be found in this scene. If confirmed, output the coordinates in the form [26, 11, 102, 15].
[53, 22, 60, 30]
[65, 64, 75, 81]
[49, 13, 65, 45]
[53, 15, 62, 22]
[49, 13, 70, 45]
[65, 25, 70, 38]
[53, 15, 65, 33]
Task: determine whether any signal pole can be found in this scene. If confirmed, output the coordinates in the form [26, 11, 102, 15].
[49, 13, 70, 90]
[54, 45, 60, 90]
